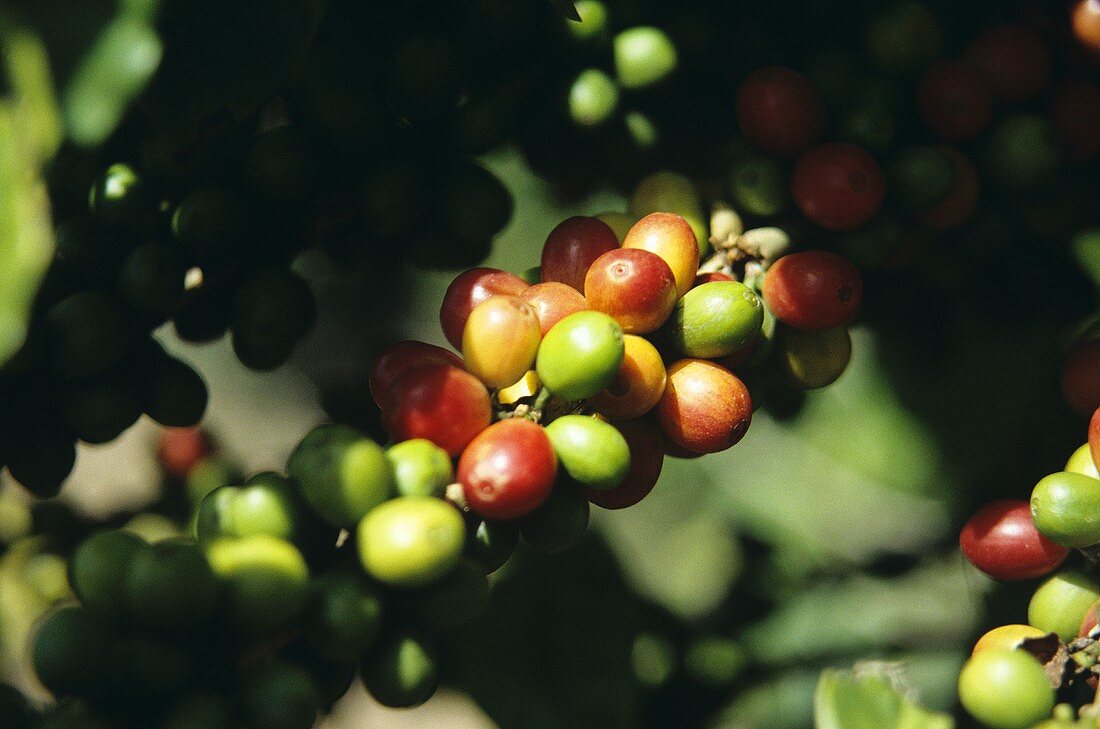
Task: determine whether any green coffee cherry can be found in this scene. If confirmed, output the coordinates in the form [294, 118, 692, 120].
[569, 69, 619, 128]
[123, 540, 219, 631]
[287, 425, 394, 528]
[536, 311, 624, 401]
[957, 648, 1054, 729]
[68, 529, 149, 619]
[985, 115, 1061, 192]
[613, 27, 677, 90]
[361, 627, 440, 708]
[887, 146, 954, 213]
[566, 1, 610, 42]
[1028, 570, 1100, 641]
[308, 568, 384, 660]
[1065, 444, 1099, 479]
[33, 606, 115, 697]
[357, 496, 465, 588]
[665, 281, 764, 358]
[196, 473, 315, 544]
[775, 327, 853, 390]
[729, 156, 789, 217]
[544, 415, 630, 491]
[206, 535, 310, 635]
[385, 439, 453, 498]
[1030, 471, 1100, 547]
[238, 660, 320, 729]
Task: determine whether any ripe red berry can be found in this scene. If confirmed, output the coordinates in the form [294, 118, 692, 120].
[960, 500, 1068, 580]
[965, 25, 1051, 103]
[916, 147, 979, 232]
[518, 282, 588, 336]
[1048, 79, 1100, 163]
[655, 359, 752, 454]
[157, 427, 212, 480]
[369, 340, 463, 408]
[1062, 340, 1100, 416]
[383, 364, 492, 457]
[584, 248, 678, 334]
[540, 216, 619, 293]
[439, 268, 529, 349]
[763, 251, 862, 331]
[735, 66, 825, 159]
[1073, 0, 1100, 55]
[791, 143, 885, 231]
[1090, 406, 1100, 474]
[459, 419, 557, 520]
[916, 61, 994, 142]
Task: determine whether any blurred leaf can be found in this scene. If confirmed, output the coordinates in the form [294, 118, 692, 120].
[708, 669, 821, 729]
[594, 458, 743, 621]
[697, 330, 950, 577]
[740, 557, 988, 664]
[0, 16, 60, 365]
[62, 14, 161, 146]
[447, 538, 642, 729]
[10, 0, 162, 147]
[813, 669, 953, 729]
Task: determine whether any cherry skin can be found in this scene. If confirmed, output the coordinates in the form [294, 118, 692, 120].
[655, 359, 752, 454]
[1048, 79, 1100, 163]
[621, 212, 700, 299]
[965, 24, 1051, 103]
[369, 340, 463, 407]
[735, 66, 825, 159]
[461, 295, 542, 389]
[1073, 0, 1100, 55]
[439, 268, 529, 349]
[1090, 406, 1100, 477]
[157, 427, 213, 480]
[584, 417, 665, 510]
[458, 419, 557, 520]
[959, 499, 1068, 580]
[791, 143, 885, 231]
[383, 364, 492, 457]
[518, 282, 588, 336]
[1062, 340, 1100, 416]
[587, 334, 667, 421]
[584, 248, 678, 334]
[693, 272, 734, 287]
[916, 147, 979, 231]
[762, 251, 862, 331]
[916, 61, 994, 142]
[540, 216, 619, 293]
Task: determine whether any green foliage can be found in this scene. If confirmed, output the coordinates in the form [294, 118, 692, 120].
[814, 669, 953, 729]
[0, 17, 60, 365]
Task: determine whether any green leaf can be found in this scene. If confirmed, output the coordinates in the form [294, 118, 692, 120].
[740, 558, 988, 664]
[62, 15, 161, 146]
[814, 669, 954, 729]
[593, 458, 743, 621]
[0, 17, 61, 365]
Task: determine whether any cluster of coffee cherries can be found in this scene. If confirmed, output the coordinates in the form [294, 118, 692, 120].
[21, 211, 861, 727]
[958, 408, 1100, 728]
[379, 210, 862, 519]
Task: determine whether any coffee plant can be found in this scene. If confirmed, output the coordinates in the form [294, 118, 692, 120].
[0, 0, 1099, 728]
